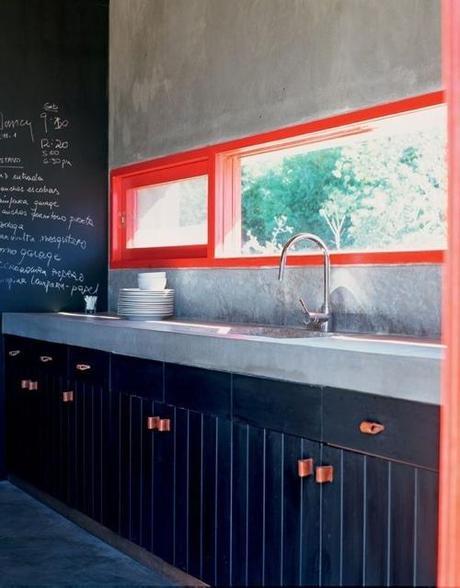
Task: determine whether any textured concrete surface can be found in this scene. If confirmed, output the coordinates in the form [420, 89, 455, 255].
[109, 265, 442, 338]
[109, 0, 441, 166]
[2, 313, 442, 404]
[0, 481, 173, 586]
[108, 0, 442, 338]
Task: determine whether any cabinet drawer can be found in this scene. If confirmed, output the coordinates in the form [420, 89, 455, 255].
[111, 354, 163, 400]
[68, 346, 110, 385]
[323, 388, 439, 470]
[4, 336, 31, 368]
[165, 364, 231, 418]
[233, 374, 322, 441]
[31, 340, 68, 375]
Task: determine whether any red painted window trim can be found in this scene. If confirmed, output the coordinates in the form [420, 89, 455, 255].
[111, 90, 445, 269]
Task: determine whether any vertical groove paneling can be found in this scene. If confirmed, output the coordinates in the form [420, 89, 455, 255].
[321, 445, 343, 586]
[299, 438, 321, 587]
[129, 395, 142, 544]
[265, 429, 283, 586]
[341, 450, 365, 587]
[174, 407, 189, 571]
[364, 456, 389, 586]
[119, 392, 131, 539]
[188, 411, 203, 577]
[216, 416, 232, 587]
[152, 402, 175, 564]
[232, 421, 248, 586]
[202, 415, 217, 585]
[389, 462, 415, 586]
[141, 398, 154, 552]
[415, 468, 438, 587]
[282, 434, 303, 587]
[247, 425, 265, 586]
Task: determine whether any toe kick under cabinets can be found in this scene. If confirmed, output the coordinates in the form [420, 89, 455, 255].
[4, 334, 439, 587]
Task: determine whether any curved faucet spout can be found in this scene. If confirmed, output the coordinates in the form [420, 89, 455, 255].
[278, 232, 331, 329]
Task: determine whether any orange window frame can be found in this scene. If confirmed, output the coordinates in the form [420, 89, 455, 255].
[111, 90, 445, 269]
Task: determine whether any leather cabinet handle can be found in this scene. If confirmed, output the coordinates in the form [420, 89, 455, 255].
[9, 350, 21, 357]
[298, 458, 314, 478]
[62, 391, 74, 403]
[360, 421, 385, 435]
[40, 356, 53, 363]
[76, 363, 91, 372]
[316, 465, 334, 484]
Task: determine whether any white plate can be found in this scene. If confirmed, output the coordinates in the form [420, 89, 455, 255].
[119, 314, 173, 320]
[120, 288, 174, 293]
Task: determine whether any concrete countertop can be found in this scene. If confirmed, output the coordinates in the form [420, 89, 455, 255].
[2, 312, 443, 405]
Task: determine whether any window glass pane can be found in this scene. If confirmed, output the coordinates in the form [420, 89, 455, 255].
[240, 107, 446, 255]
[128, 175, 207, 249]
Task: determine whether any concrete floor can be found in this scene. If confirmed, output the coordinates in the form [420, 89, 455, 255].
[0, 481, 175, 586]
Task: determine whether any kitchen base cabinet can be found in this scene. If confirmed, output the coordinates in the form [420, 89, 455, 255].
[4, 339, 439, 587]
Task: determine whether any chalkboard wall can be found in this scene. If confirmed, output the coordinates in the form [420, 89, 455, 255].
[0, 0, 108, 312]
[0, 0, 109, 477]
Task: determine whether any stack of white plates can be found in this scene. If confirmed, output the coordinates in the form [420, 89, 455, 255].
[117, 288, 174, 321]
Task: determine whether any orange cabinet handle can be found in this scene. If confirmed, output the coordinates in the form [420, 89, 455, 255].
[298, 458, 314, 478]
[40, 356, 53, 363]
[76, 363, 91, 372]
[62, 391, 74, 403]
[146, 416, 160, 430]
[21, 379, 30, 389]
[316, 465, 334, 484]
[158, 418, 171, 432]
[28, 381, 38, 391]
[359, 421, 385, 435]
[9, 350, 21, 357]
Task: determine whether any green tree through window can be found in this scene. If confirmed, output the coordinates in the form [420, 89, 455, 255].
[240, 124, 445, 254]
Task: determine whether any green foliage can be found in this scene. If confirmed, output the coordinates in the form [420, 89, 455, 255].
[241, 129, 446, 253]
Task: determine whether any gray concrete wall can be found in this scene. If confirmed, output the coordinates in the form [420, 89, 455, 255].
[109, 0, 442, 336]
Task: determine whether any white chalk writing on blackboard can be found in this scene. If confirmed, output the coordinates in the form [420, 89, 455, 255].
[0, 101, 100, 300]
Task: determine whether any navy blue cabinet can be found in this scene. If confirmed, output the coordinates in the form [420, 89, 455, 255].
[4, 339, 439, 587]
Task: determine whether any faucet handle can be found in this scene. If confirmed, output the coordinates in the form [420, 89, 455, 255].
[299, 298, 313, 324]
[299, 298, 330, 329]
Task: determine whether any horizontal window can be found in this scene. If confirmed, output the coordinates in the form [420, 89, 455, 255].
[111, 91, 445, 268]
[127, 175, 208, 249]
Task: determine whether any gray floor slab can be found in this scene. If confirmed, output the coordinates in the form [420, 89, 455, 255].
[0, 481, 175, 586]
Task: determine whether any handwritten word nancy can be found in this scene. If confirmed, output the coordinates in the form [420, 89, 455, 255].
[0, 112, 34, 142]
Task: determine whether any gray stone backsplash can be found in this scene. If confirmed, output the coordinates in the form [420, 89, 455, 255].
[109, 265, 441, 338]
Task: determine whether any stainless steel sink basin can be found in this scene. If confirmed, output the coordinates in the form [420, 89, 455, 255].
[226, 325, 332, 338]
[58, 313, 441, 346]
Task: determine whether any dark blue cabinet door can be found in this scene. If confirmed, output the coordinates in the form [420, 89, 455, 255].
[117, 393, 175, 558]
[232, 422, 321, 587]
[320, 445, 438, 587]
[174, 406, 232, 586]
[66, 380, 114, 527]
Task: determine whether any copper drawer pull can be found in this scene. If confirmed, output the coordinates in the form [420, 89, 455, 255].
[21, 379, 30, 389]
[147, 416, 160, 430]
[62, 391, 74, 403]
[158, 418, 171, 432]
[9, 350, 21, 357]
[298, 458, 314, 478]
[76, 363, 91, 372]
[360, 421, 385, 435]
[316, 465, 334, 484]
[40, 355, 53, 363]
[28, 381, 38, 391]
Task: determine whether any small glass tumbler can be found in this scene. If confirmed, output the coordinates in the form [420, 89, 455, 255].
[84, 295, 97, 315]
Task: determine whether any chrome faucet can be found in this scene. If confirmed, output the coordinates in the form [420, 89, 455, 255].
[278, 233, 331, 331]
